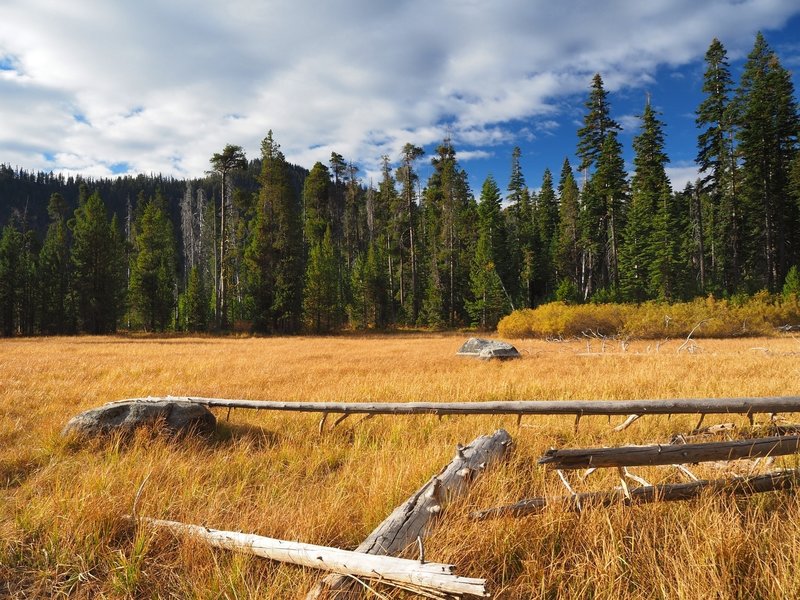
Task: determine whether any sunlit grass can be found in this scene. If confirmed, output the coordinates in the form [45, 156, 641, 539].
[2, 333, 800, 598]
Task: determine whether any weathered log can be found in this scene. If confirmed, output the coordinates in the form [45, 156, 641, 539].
[538, 435, 800, 470]
[139, 517, 488, 597]
[472, 469, 800, 520]
[306, 429, 513, 599]
[109, 395, 800, 418]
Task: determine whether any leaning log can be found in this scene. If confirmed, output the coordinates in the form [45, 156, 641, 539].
[472, 469, 800, 520]
[538, 435, 800, 470]
[109, 395, 800, 418]
[139, 517, 488, 597]
[306, 429, 513, 599]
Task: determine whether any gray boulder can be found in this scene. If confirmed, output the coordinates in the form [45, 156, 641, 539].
[62, 399, 216, 438]
[456, 337, 521, 360]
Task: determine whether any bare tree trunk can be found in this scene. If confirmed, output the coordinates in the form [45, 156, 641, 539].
[539, 435, 800, 470]
[139, 517, 487, 597]
[473, 469, 800, 520]
[307, 429, 512, 599]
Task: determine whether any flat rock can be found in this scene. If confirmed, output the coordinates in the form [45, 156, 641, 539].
[62, 399, 216, 438]
[456, 337, 521, 360]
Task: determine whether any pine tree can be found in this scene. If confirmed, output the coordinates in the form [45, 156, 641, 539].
[304, 226, 339, 332]
[696, 38, 736, 293]
[130, 196, 177, 331]
[468, 177, 510, 328]
[38, 193, 72, 334]
[577, 73, 622, 177]
[396, 143, 425, 323]
[246, 131, 304, 333]
[620, 102, 668, 301]
[0, 220, 23, 336]
[535, 168, 559, 301]
[185, 265, 209, 332]
[209, 144, 247, 328]
[70, 191, 126, 334]
[506, 146, 528, 307]
[421, 138, 473, 326]
[736, 32, 799, 290]
[555, 158, 581, 292]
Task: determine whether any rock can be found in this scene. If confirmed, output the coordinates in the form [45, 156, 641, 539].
[456, 337, 521, 360]
[62, 399, 216, 438]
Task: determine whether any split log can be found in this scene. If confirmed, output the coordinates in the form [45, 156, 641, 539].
[306, 429, 513, 599]
[110, 395, 800, 418]
[139, 517, 488, 597]
[538, 435, 800, 470]
[472, 469, 800, 520]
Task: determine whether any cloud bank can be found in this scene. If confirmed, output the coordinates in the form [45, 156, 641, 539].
[0, 0, 797, 180]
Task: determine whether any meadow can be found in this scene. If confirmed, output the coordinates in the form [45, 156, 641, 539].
[3, 333, 800, 598]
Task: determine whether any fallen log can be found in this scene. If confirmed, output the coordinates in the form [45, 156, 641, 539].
[110, 395, 800, 418]
[139, 517, 488, 597]
[306, 429, 513, 599]
[472, 469, 800, 520]
[538, 435, 800, 470]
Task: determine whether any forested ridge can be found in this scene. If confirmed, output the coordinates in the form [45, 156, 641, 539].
[1, 34, 799, 336]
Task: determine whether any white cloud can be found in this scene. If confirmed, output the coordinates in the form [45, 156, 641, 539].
[0, 0, 797, 178]
[666, 164, 701, 191]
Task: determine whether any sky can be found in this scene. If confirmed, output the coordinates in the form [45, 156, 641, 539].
[1, 0, 800, 198]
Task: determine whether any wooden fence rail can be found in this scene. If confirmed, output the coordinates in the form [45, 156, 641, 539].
[538, 435, 800, 470]
[113, 395, 800, 418]
[472, 469, 800, 520]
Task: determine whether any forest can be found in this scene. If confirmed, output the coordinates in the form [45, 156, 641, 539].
[0, 33, 798, 336]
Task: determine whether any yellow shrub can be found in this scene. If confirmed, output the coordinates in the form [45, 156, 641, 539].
[497, 294, 800, 339]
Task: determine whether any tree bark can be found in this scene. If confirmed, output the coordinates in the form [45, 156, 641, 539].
[139, 517, 488, 597]
[306, 429, 513, 599]
[538, 435, 800, 470]
[472, 469, 800, 520]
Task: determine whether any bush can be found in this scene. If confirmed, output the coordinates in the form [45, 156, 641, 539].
[497, 293, 800, 339]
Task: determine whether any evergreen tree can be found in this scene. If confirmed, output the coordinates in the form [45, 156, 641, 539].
[421, 138, 473, 326]
[577, 73, 622, 177]
[534, 168, 559, 301]
[70, 191, 126, 334]
[185, 265, 209, 332]
[581, 131, 628, 299]
[507, 146, 529, 307]
[0, 220, 23, 336]
[396, 143, 425, 322]
[209, 144, 247, 328]
[130, 196, 177, 330]
[38, 193, 72, 334]
[620, 102, 669, 301]
[304, 226, 339, 332]
[736, 32, 799, 290]
[468, 176, 510, 328]
[696, 38, 737, 293]
[555, 158, 581, 292]
[246, 131, 304, 333]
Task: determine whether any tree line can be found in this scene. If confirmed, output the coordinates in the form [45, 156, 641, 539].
[0, 33, 798, 336]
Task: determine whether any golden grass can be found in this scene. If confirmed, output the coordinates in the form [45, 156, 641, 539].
[3, 333, 800, 598]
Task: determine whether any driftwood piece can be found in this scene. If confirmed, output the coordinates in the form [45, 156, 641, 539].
[538, 435, 800, 470]
[473, 469, 800, 520]
[307, 429, 513, 599]
[110, 395, 800, 418]
[139, 517, 488, 597]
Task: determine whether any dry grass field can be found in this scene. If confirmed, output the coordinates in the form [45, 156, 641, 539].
[3, 333, 800, 598]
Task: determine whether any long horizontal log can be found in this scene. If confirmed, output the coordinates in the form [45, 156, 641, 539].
[539, 435, 800, 470]
[472, 469, 800, 520]
[139, 517, 488, 597]
[111, 395, 800, 418]
[307, 429, 513, 599]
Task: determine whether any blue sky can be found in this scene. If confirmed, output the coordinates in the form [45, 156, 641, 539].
[0, 0, 799, 197]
